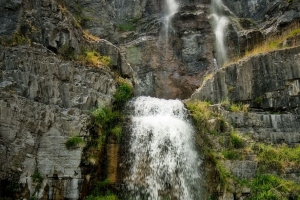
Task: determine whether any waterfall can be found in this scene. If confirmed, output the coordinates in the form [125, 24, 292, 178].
[210, 0, 229, 67]
[165, 0, 179, 44]
[124, 96, 202, 200]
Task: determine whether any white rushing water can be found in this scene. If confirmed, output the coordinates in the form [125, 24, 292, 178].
[165, 0, 179, 43]
[125, 96, 202, 200]
[210, 0, 228, 67]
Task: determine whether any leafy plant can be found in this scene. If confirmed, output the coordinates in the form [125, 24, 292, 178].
[254, 143, 300, 173]
[83, 30, 100, 42]
[113, 81, 133, 107]
[221, 98, 249, 112]
[185, 100, 212, 128]
[110, 125, 122, 142]
[230, 132, 244, 149]
[117, 24, 135, 32]
[31, 171, 43, 184]
[247, 174, 300, 200]
[228, 85, 234, 92]
[85, 194, 118, 200]
[31, 170, 44, 194]
[77, 50, 111, 67]
[0, 31, 30, 46]
[222, 150, 240, 160]
[254, 96, 263, 104]
[92, 106, 120, 128]
[65, 136, 86, 149]
[58, 44, 75, 60]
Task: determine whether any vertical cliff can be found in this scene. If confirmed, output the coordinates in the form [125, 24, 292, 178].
[0, 0, 129, 199]
[1, 0, 300, 199]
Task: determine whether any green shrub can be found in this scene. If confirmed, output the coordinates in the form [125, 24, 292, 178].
[228, 86, 234, 92]
[254, 96, 263, 104]
[65, 136, 86, 149]
[77, 51, 111, 67]
[215, 160, 231, 190]
[221, 98, 249, 112]
[185, 101, 212, 128]
[101, 55, 112, 67]
[31, 171, 43, 191]
[85, 179, 117, 199]
[254, 144, 300, 173]
[117, 24, 135, 32]
[248, 174, 300, 200]
[113, 83, 133, 107]
[110, 125, 122, 142]
[230, 132, 244, 149]
[85, 194, 118, 200]
[31, 171, 43, 183]
[222, 150, 240, 160]
[288, 28, 300, 37]
[4, 173, 21, 196]
[92, 106, 120, 128]
[0, 31, 30, 46]
[58, 44, 75, 60]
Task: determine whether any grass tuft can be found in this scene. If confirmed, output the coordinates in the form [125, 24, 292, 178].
[65, 136, 86, 149]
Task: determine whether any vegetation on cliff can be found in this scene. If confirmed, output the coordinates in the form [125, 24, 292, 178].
[82, 79, 133, 199]
[186, 99, 300, 200]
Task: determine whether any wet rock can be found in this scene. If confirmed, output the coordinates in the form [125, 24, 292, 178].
[191, 46, 300, 111]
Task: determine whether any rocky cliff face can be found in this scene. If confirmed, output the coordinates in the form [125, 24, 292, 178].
[0, 45, 116, 198]
[1, 0, 300, 199]
[59, 0, 215, 99]
[188, 1, 300, 199]
[191, 46, 300, 111]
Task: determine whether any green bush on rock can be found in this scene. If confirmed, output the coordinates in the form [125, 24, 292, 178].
[247, 174, 300, 200]
[65, 136, 86, 149]
[114, 83, 133, 107]
[85, 194, 118, 200]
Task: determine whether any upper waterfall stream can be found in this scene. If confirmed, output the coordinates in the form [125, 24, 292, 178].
[124, 96, 202, 200]
[210, 0, 229, 67]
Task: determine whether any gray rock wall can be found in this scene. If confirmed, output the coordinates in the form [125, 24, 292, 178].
[0, 46, 116, 198]
[191, 46, 300, 111]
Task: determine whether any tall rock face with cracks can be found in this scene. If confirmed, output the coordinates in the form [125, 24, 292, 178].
[0, 0, 123, 199]
[1, 0, 300, 199]
[61, 0, 216, 99]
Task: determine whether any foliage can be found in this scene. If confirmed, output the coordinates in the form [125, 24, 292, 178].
[288, 27, 300, 37]
[31, 171, 43, 184]
[228, 85, 234, 92]
[0, 31, 30, 46]
[76, 50, 111, 67]
[85, 194, 118, 200]
[110, 125, 122, 142]
[113, 81, 133, 107]
[58, 44, 75, 60]
[223, 27, 300, 68]
[83, 30, 100, 42]
[117, 23, 135, 32]
[230, 132, 244, 149]
[92, 106, 120, 128]
[84, 179, 119, 199]
[215, 159, 231, 190]
[247, 174, 300, 200]
[222, 150, 240, 160]
[91, 105, 123, 144]
[254, 96, 263, 104]
[185, 100, 212, 128]
[254, 143, 300, 173]
[221, 98, 249, 112]
[65, 136, 86, 149]
[1, 173, 21, 198]
[31, 171, 43, 192]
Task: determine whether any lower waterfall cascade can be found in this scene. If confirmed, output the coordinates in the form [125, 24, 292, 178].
[124, 96, 203, 200]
